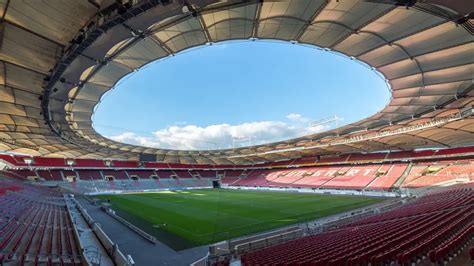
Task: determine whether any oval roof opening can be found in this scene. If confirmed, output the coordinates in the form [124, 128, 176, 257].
[93, 41, 390, 150]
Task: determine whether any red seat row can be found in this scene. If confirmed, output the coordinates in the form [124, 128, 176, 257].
[0, 182, 81, 264]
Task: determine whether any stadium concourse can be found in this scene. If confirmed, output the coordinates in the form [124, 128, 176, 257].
[0, 0, 473, 265]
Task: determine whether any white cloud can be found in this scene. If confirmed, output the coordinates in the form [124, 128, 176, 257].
[286, 113, 309, 123]
[108, 119, 328, 150]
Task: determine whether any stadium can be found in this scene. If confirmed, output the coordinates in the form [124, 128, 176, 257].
[0, 0, 473, 265]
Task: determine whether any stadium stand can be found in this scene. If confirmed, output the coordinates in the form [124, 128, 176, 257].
[323, 165, 381, 189]
[225, 170, 244, 178]
[366, 164, 408, 190]
[318, 155, 350, 164]
[2, 154, 473, 192]
[270, 160, 296, 168]
[74, 159, 105, 168]
[126, 170, 156, 179]
[111, 160, 139, 168]
[5, 170, 38, 180]
[0, 181, 82, 265]
[402, 160, 473, 188]
[31, 157, 66, 168]
[102, 170, 130, 180]
[241, 185, 473, 266]
[59, 179, 213, 194]
[269, 169, 309, 186]
[196, 170, 217, 178]
[156, 170, 176, 178]
[347, 153, 387, 162]
[224, 164, 411, 190]
[220, 177, 240, 185]
[291, 157, 318, 166]
[174, 170, 194, 178]
[61, 171, 77, 180]
[76, 170, 103, 181]
[50, 170, 65, 181]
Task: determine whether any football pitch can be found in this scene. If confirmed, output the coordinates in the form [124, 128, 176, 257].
[97, 189, 383, 250]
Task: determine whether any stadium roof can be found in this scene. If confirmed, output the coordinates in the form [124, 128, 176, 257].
[0, 0, 473, 165]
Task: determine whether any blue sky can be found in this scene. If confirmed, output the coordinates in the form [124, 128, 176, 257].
[93, 41, 389, 150]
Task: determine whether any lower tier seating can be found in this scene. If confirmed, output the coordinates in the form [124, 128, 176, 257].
[1, 169, 210, 182]
[228, 164, 409, 190]
[59, 178, 213, 194]
[241, 185, 473, 265]
[0, 181, 81, 265]
[225, 160, 473, 190]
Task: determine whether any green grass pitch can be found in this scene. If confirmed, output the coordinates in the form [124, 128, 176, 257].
[97, 189, 384, 250]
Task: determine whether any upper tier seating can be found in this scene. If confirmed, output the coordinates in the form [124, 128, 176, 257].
[36, 170, 63, 181]
[102, 170, 129, 180]
[156, 170, 175, 178]
[242, 185, 474, 265]
[49, 170, 64, 181]
[5, 170, 37, 180]
[126, 170, 156, 179]
[387, 150, 435, 159]
[318, 155, 350, 164]
[196, 170, 217, 178]
[167, 163, 194, 169]
[143, 162, 169, 168]
[74, 159, 104, 168]
[33, 170, 53, 181]
[192, 164, 215, 169]
[224, 170, 244, 178]
[30, 157, 66, 167]
[291, 157, 318, 166]
[174, 170, 193, 178]
[348, 153, 387, 162]
[76, 170, 102, 180]
[61, 171, 76, 179]
[270, 160, 295, 168]
[111, 160, 138, 168]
